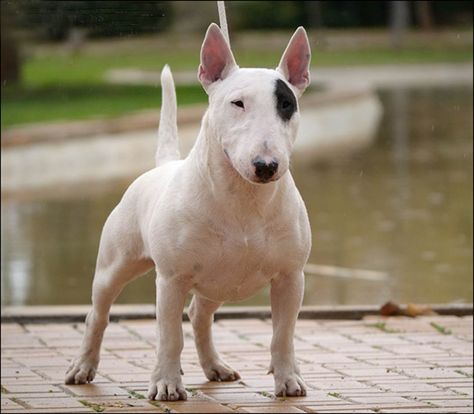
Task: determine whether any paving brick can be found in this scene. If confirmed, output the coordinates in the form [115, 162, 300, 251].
[1, 314, 472, 413]
[39, 338, 84, 348]
[1, 368, 40, 378]
[381, 409, 473, 413]
[303, 402, 433, 411]
[201, 391, 272, 404]
[6, 392, 72, 399]
[1, 384, 63, 394]
[0, 360, 21, 368]
[2, 409, 95, 413]
[1, 397, 25, 410]
[389, 345, 446, 355]
[62, 384, 130, 397]
[446, 386, 474, 397]
[435, 343, 473, 356]
[371, 381, 442, 393]
[418, 398, 473, 408]
[103, 372, 151, 382]
[237, 405, 305, 412]
[420, 356, 473, 367]
[399, 367, 468, 379]
[14, 397, 85, 409]
[349, 395, 415, 404]
[315, 379, 380, 391]
[238, 377, 277, 389]
[300, 353, 356, 364]
[311, 410, 376, 413]
[165, 401, 236, 412]
[328, 367, 405, 378]
[12, 356, 72, 368]
[361, 358, 430, 367]
[75, 396, 159, 411]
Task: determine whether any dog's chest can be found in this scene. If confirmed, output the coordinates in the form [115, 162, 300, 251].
[156, 212, 300, 302]
[192, 223, 284, 301]
[195, 218, 281, 300]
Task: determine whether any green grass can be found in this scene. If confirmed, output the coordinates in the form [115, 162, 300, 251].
[258, 390, 274, 399]
[127, 390, 146, 399]
[454, 369, 474, 378]
[185, 388, 199, 397]
[2, 31, 471, 128]
[328, 392, 343, 398]
[240, 46, 472, 68]
[1, 84, 206, 128]
[430, 322, 452, 335]
[148, 400, 171, 412]
[22, 52, 198, 87]
[79, 400, 105, 412]
[366, 321, 401, 333]
[21, 46, 472, 88]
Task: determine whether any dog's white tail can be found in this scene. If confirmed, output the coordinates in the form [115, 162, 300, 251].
[156, 65, 180, 167]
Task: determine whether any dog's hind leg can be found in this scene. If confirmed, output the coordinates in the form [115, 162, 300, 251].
[188, 295, 241, 382]
[65, 221, 154, 384]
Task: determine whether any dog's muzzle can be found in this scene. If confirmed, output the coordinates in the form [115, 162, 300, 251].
[252, 156, 279, 183]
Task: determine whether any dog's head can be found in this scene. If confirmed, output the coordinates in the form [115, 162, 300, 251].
[198, 23, 311, 184]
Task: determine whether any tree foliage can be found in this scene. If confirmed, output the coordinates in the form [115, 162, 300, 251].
[230, 0, 472, 30]
[8, 0, 172, 41]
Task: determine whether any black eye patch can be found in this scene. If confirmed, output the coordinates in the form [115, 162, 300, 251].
[275, 79, 297, 122]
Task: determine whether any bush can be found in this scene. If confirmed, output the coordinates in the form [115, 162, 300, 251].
[230, 0, 472, 29]
[10, 0, 173, 41]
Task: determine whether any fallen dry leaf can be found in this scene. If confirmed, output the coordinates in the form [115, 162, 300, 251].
[405, 303, 437, 317]
[380, 301, 403, 316]
[380, 301, 438, 317]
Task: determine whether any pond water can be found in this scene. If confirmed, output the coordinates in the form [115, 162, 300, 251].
[1, 86, 472, 307]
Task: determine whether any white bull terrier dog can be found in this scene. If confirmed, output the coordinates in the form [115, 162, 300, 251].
[65, 23, 312, 401]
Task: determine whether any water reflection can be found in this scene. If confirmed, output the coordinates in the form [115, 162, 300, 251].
[1, 87, 472, 307]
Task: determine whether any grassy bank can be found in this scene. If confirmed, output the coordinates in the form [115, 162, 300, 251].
[2, 29, 472, 129]
[2, 84, 205, 127]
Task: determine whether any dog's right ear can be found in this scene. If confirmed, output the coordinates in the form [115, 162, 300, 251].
[198, 23, 238, 91]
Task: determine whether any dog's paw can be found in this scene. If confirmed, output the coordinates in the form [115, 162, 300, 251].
[65, 357, 98, 385]
[147, 378, 187, 401]
[203, 359, 241, 382]
[274, 373, 307, 397]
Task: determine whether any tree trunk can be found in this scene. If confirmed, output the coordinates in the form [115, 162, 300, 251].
[390, 1, 410, 50]
[416, 0, 434, 31]
[1, 3, 21, 85]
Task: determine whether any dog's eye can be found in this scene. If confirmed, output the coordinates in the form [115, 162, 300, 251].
[231, 100, 244, 109]
[282, 100, 292, 109]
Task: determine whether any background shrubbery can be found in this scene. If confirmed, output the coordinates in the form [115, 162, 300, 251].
[4, 0, 473, 42]
[5, 0, 173, 41]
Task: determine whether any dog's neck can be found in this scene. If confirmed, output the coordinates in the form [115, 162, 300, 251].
[188, 111, 284, 214]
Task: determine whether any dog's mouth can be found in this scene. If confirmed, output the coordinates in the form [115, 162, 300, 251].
[223, 148, 281, 185]
[246, 172, 282, 185]
[251, 175, 280, 185]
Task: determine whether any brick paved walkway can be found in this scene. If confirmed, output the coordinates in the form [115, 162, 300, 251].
[1, 314, 472, 413]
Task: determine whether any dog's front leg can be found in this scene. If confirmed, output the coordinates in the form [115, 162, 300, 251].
[188, 295, 240, 381]
[147, 275, 189, 401]
[269, 271, 306, 397]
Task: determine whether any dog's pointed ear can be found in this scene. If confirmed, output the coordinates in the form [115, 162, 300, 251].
[198, 23, 238, 91]
[277, 27, 311, 96]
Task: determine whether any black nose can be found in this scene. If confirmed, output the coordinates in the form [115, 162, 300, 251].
[253, 157, 279, 181]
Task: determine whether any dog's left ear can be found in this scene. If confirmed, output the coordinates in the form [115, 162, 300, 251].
[277, 27, 311, 97]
